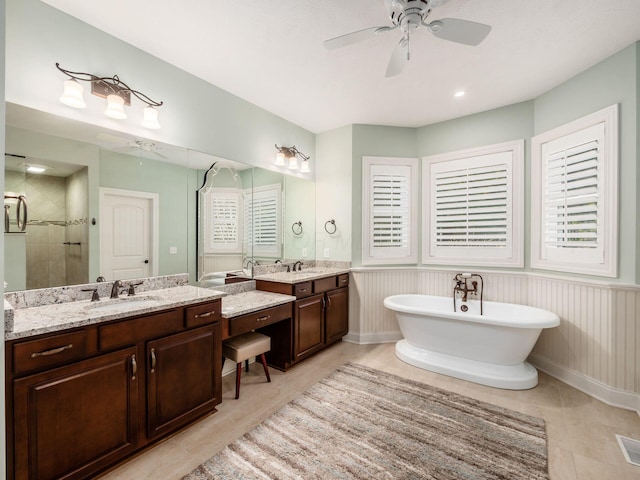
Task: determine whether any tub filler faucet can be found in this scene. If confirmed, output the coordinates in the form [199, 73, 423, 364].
[453, 273, 484, 315]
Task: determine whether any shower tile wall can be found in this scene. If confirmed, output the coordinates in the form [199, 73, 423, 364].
[25, 173, 67, 289]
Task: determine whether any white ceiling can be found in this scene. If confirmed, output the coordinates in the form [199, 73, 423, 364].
[42, 0, 640, 134]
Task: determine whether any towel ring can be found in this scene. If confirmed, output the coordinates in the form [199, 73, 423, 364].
[324, 219, 337, 235]
[291, 221, 303, 236]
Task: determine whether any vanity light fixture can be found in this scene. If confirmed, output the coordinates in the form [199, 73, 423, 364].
[274, 145, 310, 173]
[56, 63, 163, 129]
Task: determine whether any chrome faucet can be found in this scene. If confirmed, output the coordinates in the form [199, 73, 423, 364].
[110, 280, 123, 299]
[293, 260, 304, 272]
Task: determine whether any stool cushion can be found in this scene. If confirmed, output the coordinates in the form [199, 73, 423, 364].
[222, 332, 271, 363]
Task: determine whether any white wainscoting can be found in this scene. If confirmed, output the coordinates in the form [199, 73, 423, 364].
[348, 268, 640, 412]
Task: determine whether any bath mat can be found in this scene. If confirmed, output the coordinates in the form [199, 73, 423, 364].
[183, 362, 549, 479]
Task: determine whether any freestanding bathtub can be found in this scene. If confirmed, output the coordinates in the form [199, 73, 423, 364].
[383, 294, 560, 390]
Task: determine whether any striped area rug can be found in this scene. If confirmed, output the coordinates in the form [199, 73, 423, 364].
[184, 363, 549, 479]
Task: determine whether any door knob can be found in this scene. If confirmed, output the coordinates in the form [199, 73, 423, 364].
[144, 259, 149, 264]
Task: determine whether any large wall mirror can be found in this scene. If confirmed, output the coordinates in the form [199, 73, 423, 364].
[4, 103, 316, 293]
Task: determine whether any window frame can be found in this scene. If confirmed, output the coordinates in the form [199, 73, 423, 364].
[531, 104, 618, 277]
[422, 140, 525, 267]
[362, 156, 419, 265]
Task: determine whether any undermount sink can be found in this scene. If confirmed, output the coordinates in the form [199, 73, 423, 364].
[84, 296, 162, 313]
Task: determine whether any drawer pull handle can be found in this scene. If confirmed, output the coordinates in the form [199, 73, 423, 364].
[131, 354, 137, 380]
[30, 344, 73, 358]
[150, 348, 156, 373]
[194, 310, 216, 318]
[298, 288, 308, 293]
[257, 315, 271, 322]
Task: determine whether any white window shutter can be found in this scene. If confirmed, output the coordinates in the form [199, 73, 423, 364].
[245, 184, 282, 257]
[205, 189, 242, 253]
[422, 140, 524, 267]
[531, 104, 617, 277]
[362, 157, 418, 265]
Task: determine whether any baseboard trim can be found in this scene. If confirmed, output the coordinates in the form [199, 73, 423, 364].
[343, 331, 403, 345]
[529, 353, 640, 415]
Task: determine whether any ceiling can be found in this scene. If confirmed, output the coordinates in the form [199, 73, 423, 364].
[42, 0, 640, 134]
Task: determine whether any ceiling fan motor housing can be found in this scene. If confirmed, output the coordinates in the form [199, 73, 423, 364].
[388, 0, 433, 33]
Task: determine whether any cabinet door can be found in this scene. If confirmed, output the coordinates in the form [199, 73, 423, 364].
[325, 287, 349, 345]
[147, 323, 221, 439]
[13, 347, 138, 480]
[293, 294, 325, 360]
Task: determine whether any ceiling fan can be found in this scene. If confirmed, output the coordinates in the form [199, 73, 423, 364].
[96, 133, 168, 159]
[323, 0, 491, 77]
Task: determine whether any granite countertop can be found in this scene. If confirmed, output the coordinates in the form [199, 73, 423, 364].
[6, 285, 225, 341]
[221, 290, 295, 318]
[254, 267, 350, 285]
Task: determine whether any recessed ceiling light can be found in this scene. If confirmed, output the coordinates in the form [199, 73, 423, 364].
[26, 165, 47, 173]
[454, 91, 466, 98]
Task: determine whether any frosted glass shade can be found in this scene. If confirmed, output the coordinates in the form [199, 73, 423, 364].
[104, 94, 127, 119]
[300, 159, 311, 173]
[142, 106, 161, 129]
[288, 156, 299, 170]
[274, 151, 286, 166]
[60, 79, 86, 108]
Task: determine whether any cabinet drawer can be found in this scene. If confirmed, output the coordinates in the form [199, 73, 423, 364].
[337, 274, 349, 288]
[313, 276, 337, 294]
[99, 309, 182, 351]
[185, 300, 221, 328]
[294, 281, 312, 298]
[229, 303, 292, 337]
[13, 330, 88, 376]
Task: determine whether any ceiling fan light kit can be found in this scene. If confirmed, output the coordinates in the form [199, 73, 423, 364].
[324, 0, 491, 77]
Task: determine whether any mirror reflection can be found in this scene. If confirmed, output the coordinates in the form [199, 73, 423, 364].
[4, 103, 316, 293]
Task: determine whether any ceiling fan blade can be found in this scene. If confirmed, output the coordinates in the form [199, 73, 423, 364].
[428, 18, 491, 46]
[385, 38, 408, 78]
[324, 25, 394, 50]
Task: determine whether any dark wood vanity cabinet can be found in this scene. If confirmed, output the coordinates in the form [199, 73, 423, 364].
[12, 347, 138, 480]
[6, 298, 222, 480]
[256, 273, 349, 370]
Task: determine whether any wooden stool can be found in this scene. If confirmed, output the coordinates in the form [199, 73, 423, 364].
[222, 332, 271, 399]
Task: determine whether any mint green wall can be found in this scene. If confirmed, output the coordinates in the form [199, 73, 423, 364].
[533, 44, 638, 283]
[351, 125, 417, 267]
[637, 45, 640, 282]
[316, 126, 354, 262]
[99, 151, 190, 277]
[6, 0, 314, 173]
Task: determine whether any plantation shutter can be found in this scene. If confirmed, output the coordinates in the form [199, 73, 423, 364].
[541, 123, 604, 261]
[245, 184, 282, 257]
[362, 157, 418, 265]
[205, 190, 241, 253]
[433, 163, 509, 247]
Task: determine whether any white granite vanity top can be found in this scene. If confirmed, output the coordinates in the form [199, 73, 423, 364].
[254, 267, 349, 284]
[221, 290, 295, 318]
[6, 285, 225, 341]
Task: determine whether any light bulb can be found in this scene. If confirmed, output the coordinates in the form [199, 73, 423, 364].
[60, 79, 86, 108]
[104, 94, 127, 119]
[141, 106, 161, 129]
[274, 151, 286, 167]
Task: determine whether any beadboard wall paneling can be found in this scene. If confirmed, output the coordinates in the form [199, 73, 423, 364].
[350, 269, 640, 403]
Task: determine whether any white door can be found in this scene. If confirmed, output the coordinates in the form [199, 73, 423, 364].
[100, 188, 159, 281]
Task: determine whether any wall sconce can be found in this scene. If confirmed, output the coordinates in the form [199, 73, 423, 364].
[56, 63, 163, 129]
[274, 145, 311, 173]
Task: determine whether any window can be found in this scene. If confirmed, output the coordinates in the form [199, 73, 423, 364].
[531, 104, 618, 277]
[362, 156, 418, 265]
[245, 183, 282, 257]
[422, 140, 524, 267]
[204, 188, 242, 253]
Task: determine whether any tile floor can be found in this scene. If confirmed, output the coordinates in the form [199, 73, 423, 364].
[99, 342, 640, 480]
